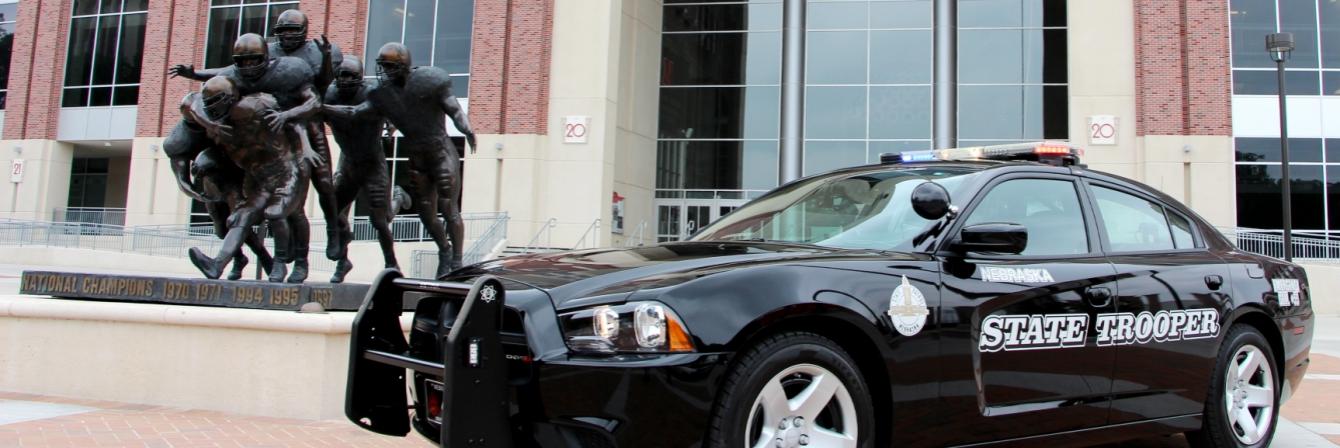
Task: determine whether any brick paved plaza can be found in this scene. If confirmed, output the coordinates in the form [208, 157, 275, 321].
[0, 353, 1337, 447]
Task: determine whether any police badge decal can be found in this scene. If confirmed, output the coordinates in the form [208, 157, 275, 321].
[888, 276, 930, 336]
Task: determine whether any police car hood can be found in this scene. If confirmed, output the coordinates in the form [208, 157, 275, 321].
[447, 241, 884, 310]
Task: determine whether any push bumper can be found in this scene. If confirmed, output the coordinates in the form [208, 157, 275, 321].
[346, 269, 513, 446]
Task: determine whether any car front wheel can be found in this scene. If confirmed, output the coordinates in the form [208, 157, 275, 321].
[1189, 324, 1280, 448]
[708, 332, 874, 448]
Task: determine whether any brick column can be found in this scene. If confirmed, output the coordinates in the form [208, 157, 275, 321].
[4, 0, 72, 140]
[1134, 0, 1231, 136]
[321, 0, 367, 65]
[150, 1, 208, 135]
[469, 0, 553, 135]
[135, 1, 175, 137]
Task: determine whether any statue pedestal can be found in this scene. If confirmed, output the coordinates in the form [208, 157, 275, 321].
[18, 270, 386, 311]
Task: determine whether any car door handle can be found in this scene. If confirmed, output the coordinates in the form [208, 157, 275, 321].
[1205, 275, 1224, 291]
[1084, 286, 1112, 308]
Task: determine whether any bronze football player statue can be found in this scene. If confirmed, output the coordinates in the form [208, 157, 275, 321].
[186, 77, 317, 282]
[164, 92, 274, 280]
[171, 32, 348, 276]
[324, 43, 476, 279]
[322, 58, 405, 283]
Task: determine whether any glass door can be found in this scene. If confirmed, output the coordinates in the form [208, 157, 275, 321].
[654, 191, 753, 242]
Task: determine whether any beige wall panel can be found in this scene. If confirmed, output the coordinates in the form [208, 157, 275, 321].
[1066, 0, 1136, 97]
[0, 140, 75, 221]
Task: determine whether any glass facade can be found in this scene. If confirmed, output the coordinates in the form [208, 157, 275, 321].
[203, 0, 299, 69]
[654, 0, 1069, 241]
[365, 0, 474, 95]
[1234, 137, 1339, 232]
[804, 0, 933, 175]
[957, 0, 1068, 145]
[62, 0, 148, 107]
[0, 1, 15, 110]
[1230, 0, 1339, 231]
[1230, 0, 1340, 95]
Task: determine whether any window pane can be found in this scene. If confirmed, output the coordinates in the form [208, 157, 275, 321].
[1279, 0, 1319, 68]
[239, 5, 268, 36]
[205, 7, 242, 68]
[73, 0, 98, 16]
[0, 3, 17, 22]
[742, 86, 780, 139]
[808, 2, 866, 30]
[434, 0, 474, 73]
[871, 1, 932, 29]
[0, 23, 13, 90]
[116, 13, 146, 84]
[65, 17, 97, 86]
[1235, 164, 1325, 230]
[868, 86, 931, 139]
[867, 140, 929, 163]
[964, 178, 1087, 256]
[664, 4, 780, 32]
[959, 29, 1067, 84]
[403, 0, 435, 67]
[662, 33, 746, 86]
[1325, 71, 1340, 95]
[112, 85, 139, 105]
[100, 0, 121, 14]
[807, 31, 866, 84]
[62, 87, 89, 107]
[1168, 211, 1195, 249]
[91, 15, 119, 85]
[1230, 0, 1278, 68]
[805, 86, 866, 139]
[803, 140, 865, 176]
[1329, 165, 1340, 231]
[656, 140, 774, 190]
[124, 0, 149, 12]
[1324, 0, 1340, 68]
[450, 75, 469, 97]
[960, 0, 1065, 28]
[959, 85, 1067, 140]
[365, 0, 405, 67]
[659, 87, 778, 139]
[1236, 137, 1323, 162]
[742, 141, 779, 190]
[869, 30, 931, 84]
[1233, 69, 1321, 95]
[89, 86, 112, 106]
[1092, 187, 1174, 252]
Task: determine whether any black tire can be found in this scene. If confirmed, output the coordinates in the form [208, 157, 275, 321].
[707, 332, 875, 448]
[1188, 324, 1280, 448]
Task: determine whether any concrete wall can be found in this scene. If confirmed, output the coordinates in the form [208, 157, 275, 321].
[0, 139, 74, 220]
[0, 296, 411, 420]
[1299, 262, 1340, 316]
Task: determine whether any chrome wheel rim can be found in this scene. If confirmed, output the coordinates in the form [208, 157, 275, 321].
[744, 363, 858, 448]
[1225, 344, 1275, 445]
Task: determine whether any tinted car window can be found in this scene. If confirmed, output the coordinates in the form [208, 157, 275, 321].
[1167, 210, 1195, 249]
[1093, 186, 1175, 252]
[963, 179, 1088, 256]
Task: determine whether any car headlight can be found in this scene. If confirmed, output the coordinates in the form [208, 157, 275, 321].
[560, 301, 694, 354]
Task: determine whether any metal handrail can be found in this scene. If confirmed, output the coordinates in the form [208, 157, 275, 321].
[573, 219, 601, 250]
[51, 207, 127, 227]
[624, 221, 647, 247]
[523, 218, 557, 252]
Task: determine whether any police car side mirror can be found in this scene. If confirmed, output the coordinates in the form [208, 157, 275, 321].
[955, 223, 1028, 255]
[911, 182, 952, 220]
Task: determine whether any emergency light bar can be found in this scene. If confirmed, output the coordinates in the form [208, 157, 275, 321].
[881, 142, 1084, 166]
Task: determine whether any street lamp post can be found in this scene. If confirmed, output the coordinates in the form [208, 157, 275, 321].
[1268, 32, 1295, 261]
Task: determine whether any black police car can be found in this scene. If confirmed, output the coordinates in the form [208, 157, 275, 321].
[346, 142, 1314, 448]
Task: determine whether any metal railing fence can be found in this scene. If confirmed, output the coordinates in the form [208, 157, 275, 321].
[1218, 227, 1340, 262]
[51, 207, 127, 228]
[408, 212, 510, 278]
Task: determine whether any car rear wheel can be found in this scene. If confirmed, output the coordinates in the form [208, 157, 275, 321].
[707, 332, 874, 448]
[1189, 324, 1279, 448]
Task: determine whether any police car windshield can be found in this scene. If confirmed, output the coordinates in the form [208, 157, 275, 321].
[692, 167, 982, 250]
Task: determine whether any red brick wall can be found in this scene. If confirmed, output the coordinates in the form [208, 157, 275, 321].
[4, 0, 550, 139]
[1134, 0, 1232, 136]
[468, 0, 552, 135]
[4, 0, 72, 140]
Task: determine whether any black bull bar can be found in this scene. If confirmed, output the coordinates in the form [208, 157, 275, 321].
[346, 269, 513, 447]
